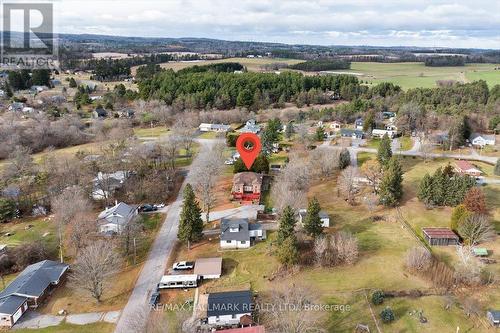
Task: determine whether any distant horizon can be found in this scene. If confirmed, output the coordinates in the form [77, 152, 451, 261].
[19, 1, 499, 50]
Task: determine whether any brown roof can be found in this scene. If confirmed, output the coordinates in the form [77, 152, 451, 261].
[455, 160, 479, 172]
[233, 172, 263, 186]
[422, 228, 459, 239]
[194, 257, 222, 276]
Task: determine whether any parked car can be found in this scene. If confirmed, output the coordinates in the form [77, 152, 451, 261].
[149, 291, 160, 307]
[140, 204, 158, 212]
[172, 261, 195, 270]
[224, 159, 234, 165]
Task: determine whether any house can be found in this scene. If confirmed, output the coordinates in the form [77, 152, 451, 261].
[207, 290, 253, 326]
[92, 171, 128, 200]
[298, 209, 330, 227]
[158, 274, 198, 289]
[8, 102, 24, 112]
[422, 228, 459, 246]
[232, 172, 263, 203]
[340, 128, 364, 139]
[487, 310, 500, 327]
[30, 85, 48, 93]
[0, 260, 69, 328]
[372, 129, 395, 139]
[97, 202, 138, 234]
[385, 124, 398, 132]
[22, 107, 35, 113]
[199, 123, 231, 132]
[330, 121, 342, 130]
[470, 133, 496, 147]
[454, 160, 482, 177]
[90, 95, 103, 101]
[381, 111, 396, 119]
[217, 326, 266, 333]
[194, 257, 222, 279]
[220, 218, 265, 249]
[354, 118, 364, 130]
[117, 109, 135, 118]
[92, 107, 107, 119]
[238, 120, 261, 134]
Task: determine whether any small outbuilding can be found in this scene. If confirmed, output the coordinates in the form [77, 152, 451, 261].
[422, 228, 459, 246]
[194, 257, 222, 279]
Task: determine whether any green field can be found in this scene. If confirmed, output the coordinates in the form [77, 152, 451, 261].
[346, 62, 500, 90]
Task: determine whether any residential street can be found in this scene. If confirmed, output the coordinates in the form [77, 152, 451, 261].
[114, 139, 222, 333]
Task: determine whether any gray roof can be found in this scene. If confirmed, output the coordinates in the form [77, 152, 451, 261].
[340, 128, 364, 137]
[248, 223, 263, 231]
[470, 133, 495, 141]
[0, 260, 69, 301]
[97, 202, 136, 226]
[220, 218, 250, 242]
[207, 290, 253, 317]
[488, 310, 500, 322]
[0, 295, 27, 315]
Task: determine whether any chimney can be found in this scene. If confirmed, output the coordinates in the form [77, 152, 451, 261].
[115, 200, 118, 206]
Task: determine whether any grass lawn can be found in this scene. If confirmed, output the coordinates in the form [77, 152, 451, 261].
[349, 62, 500, 90]
[357, 152, 376, 167]
[268, 151, 288, 165]
[0, 217, 57, 248]
[14, 322, 115, 333]
[133, 126, 169, 139]
[197, 131, 221, 139]
[365, 138, 381, 150]
[400, 136, 413, 151]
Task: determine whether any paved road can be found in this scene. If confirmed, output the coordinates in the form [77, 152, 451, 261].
[114, 139, 222, 333]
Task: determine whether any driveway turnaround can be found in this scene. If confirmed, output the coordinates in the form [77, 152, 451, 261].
[13, 310, 121, 329]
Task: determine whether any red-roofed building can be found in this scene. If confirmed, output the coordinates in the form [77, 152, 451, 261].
[454, 160, 482, 177]
[422, 228, 459, 246]
[217, 326, 266, 333]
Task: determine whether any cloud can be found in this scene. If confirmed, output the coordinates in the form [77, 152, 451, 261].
[54, 0, 500, 48]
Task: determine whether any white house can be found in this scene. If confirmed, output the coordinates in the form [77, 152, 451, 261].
[330, 121, 342, 130]
[97, 202, 138, 234]
[92, 171, 128, 200]
[470, 133, 496, 147]
[372, 129, 396, 138]
[22, 107, 35, 113]
[298, 209, 330, 227]
[238, 119, 261, 134]
[220, 218, 265, 249]
[206, 290, 253, 326]
[199, 123, 231, 132]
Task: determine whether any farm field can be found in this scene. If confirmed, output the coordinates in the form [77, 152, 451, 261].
[347, 62, 500, 90]
[131, 57, 303, 74]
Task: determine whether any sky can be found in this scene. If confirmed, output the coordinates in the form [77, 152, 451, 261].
[50, 0, 500, 49]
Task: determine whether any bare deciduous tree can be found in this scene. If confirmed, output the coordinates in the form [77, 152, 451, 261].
[360, 159, 383, 194]
[454, 245, 484, 285]
[308, 147, 339, 179]
[160, 135, 181, 170]
[313, 236, 328, 267]
[51, 185, 91, 261]
[262, 283, 322, 333]
[333, 231, 359, 265]
[458, 214, 495, 246]
[271, 157, 311, 213]
[70, 241, 121, 302]
[190, 143, 225, 223]
[338, 166, 358, 205]
[405, 246, 432, 272]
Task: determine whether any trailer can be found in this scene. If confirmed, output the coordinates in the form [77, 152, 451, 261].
[158, 274, 198, 289]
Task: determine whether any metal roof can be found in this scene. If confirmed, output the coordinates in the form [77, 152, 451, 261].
[207, 290, 253, 317]
[97, 202, 136, 226]
[160, 274, 198, 283]
[422, 228, 459, 239]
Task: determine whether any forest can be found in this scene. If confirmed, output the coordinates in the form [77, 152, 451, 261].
[289, 59, 351, 71]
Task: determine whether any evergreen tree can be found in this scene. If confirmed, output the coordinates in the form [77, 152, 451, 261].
[69, 77, 77, 88]
[380, 307, 395, 323]
[303, 197, 323, 237]
[177, 184, 203, 249]
[378, 157, 403, 207]
[450, 204, 471, 231]
[285, 121, 294, 139]
[0, 199, 16, 223]
[31, 69, 50, 86]
[377, 134, 392, 167]
[4, 82, 13, 98]
[338, 148, 351, 169]
[315, 126, 325, 141]
[417, 173, 433, 205]
[276, 235, 299, 267]
[277, 205, 297, 244]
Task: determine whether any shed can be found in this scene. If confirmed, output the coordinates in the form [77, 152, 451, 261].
[194, 257, 222, 279]
[473, 248, 488, 257]
[422, 228, 459, 246]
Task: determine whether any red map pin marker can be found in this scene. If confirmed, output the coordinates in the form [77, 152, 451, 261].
[236, 133, 262, 170]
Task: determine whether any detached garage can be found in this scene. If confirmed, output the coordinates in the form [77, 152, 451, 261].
[422, 228, 459, 246]
[194, 257, 222, 279]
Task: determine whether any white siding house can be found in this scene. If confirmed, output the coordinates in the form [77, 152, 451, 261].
[206, 290, 253, 326]
[97, 202, 138, 234]
[298, 209, 330, 227]
[220, 218, 264, 249]
[470, 133, 496, 147]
